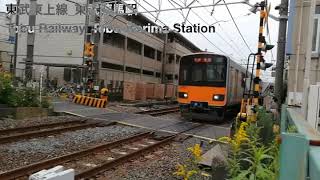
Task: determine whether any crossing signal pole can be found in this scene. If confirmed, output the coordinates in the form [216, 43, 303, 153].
[238, 0, 274, 123]
[84, 42, 95, 96]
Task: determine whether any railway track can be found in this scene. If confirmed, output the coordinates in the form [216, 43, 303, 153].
[0, 120, 103, 144]
[136, 106, 180, 116]
[0, 124, 204, 180]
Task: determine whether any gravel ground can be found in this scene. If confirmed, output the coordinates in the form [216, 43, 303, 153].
[0, 125, 145, 172]
[0, 116, 89, 129]
[100, 137, 213, 180]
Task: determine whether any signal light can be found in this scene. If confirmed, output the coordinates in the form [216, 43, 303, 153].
[261, 62, 273, 70]
[260, 36, 274, 52]
[260, 56, 273, 70]
[262, 44, 274, 52]
[84, 42, 94, 57]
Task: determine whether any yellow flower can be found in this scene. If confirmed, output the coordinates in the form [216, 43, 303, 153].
[186, 170, 198, 179]
[173, 164, 198, 180]
[273, 124, 280, 134]
[219, 122, 249, 151]
[187, 144, 202, 161]
[174, 164, 186, 176]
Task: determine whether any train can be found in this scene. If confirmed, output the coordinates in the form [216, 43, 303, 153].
[178, 52, 248, 122]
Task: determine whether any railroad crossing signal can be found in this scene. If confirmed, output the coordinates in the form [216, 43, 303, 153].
[84, 42, 94, 57]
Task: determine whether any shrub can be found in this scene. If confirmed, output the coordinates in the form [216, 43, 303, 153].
[219, 107, 280, 180]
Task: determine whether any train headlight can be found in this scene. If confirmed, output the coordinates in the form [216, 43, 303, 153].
[179, 92, 188, 98]
[213, 94, 224, 101]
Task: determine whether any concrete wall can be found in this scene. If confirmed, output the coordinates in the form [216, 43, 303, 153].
[287, 0, 320, 105]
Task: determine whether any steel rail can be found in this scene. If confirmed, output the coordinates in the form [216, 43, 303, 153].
[75, 123, 205, 179]
[0, 120, 85, 136]
[75, 135, 175, 179]
[0, 132, 152, 180]
[136, 107, 180, 115]
[0, 123, 99, 144]
[149, 109, 180, 116]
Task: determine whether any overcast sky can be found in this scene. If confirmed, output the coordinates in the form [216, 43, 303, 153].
[0, 0, 281, 81]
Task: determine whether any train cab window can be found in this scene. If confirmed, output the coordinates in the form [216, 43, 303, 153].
[179, 54, 227, 87]
[207, 64, 225, 81]
[192, 68, 203, 81]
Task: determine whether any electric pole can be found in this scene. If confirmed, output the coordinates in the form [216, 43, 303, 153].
[25, 0, 37, 82]
[13, 0, 21, 76]
[274, 0, 289, 110]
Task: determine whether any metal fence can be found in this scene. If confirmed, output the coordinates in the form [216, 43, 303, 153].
[279, 105, 320, 180]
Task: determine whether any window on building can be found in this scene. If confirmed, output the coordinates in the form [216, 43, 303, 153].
[64, 68, 71, 82]
[101, 62, 124, 71]
[72, 69, 81, 83]
[103, 32, 125, 49]
[144, 45, 155, 59]
[126, 66, 140, 74]
[176, 55, 181, 64]
[312, 5, 320, 53]
[157, 50, 162, 61]
[175, 74, 178, 80]
[156, 72, 161, 78]
[166, 74, 173, 80]
[127, 38, 142, 55]
[142, 70, 154, 76]
[167, 54, 174, 64]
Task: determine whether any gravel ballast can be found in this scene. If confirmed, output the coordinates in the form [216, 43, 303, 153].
[0, 125, 145, 172]
[100, 137, 213, 180]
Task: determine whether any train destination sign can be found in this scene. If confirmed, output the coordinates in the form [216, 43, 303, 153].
[194, 58, 212, 63]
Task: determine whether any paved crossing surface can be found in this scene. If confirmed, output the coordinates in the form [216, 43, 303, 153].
[53, 100, 231, 140]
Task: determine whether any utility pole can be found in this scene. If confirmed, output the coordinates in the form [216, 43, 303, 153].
[25, 0, 37, 82]
[13, 0, 21, 76]
[274, 0, 289, 110]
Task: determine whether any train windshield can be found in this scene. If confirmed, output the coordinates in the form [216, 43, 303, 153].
[179, 54, 227, 87]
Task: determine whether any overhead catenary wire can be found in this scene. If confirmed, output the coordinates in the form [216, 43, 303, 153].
[194, 0, 248, 62]
[173, 0, 246, 60]
[140, 0, 228, 55]
[222, 0, 253, 54]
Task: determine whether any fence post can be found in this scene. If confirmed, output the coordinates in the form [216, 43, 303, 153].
[279, 133, 308, 180]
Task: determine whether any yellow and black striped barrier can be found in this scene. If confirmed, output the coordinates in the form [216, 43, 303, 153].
[72, 95, 107, 108]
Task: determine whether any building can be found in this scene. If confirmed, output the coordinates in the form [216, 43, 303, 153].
[14, 0, 200, 87]
[0, 12, 14, 71]
[286, 0, 320, 106]
[16, 0, 86, 83]
[97, 14, 200, 87]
